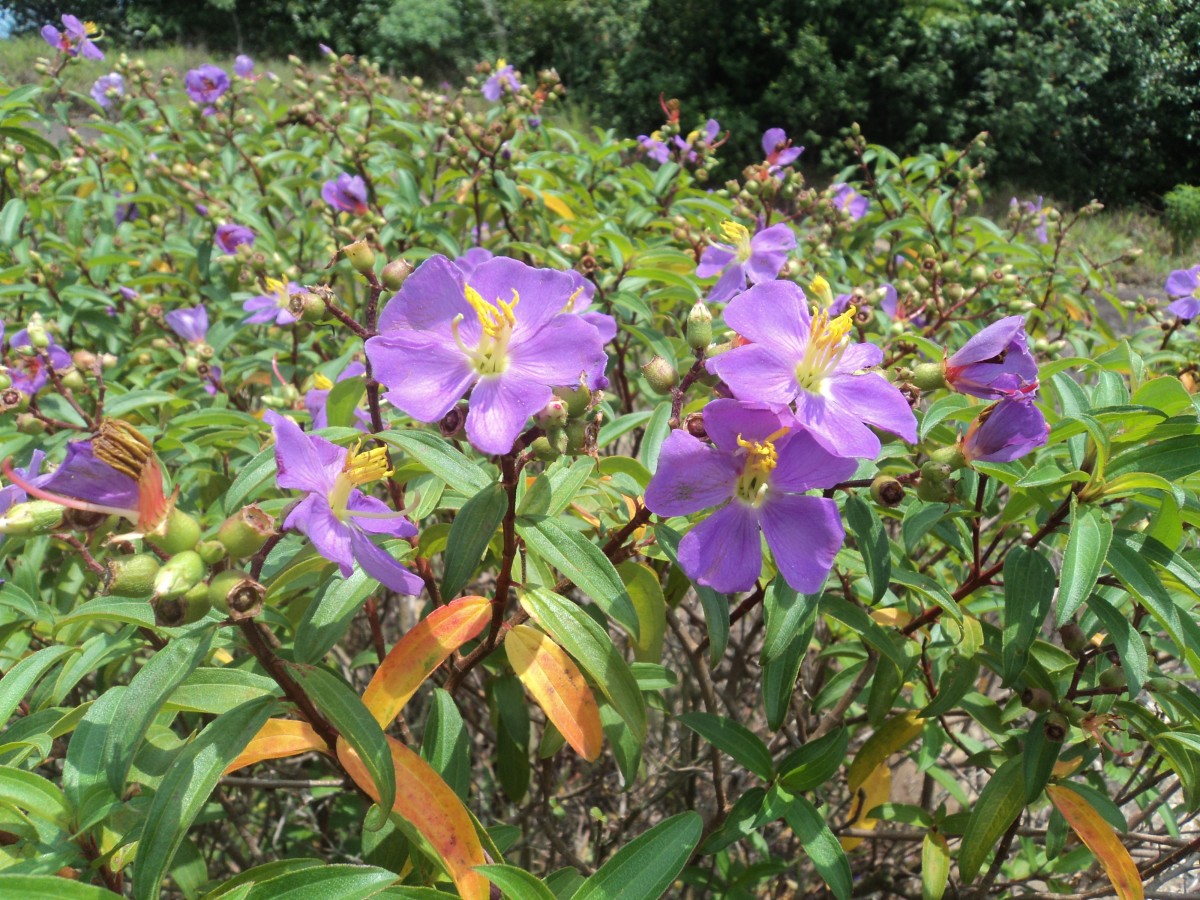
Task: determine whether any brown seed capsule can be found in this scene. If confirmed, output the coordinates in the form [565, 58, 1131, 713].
[870, 475, 905, 507]
[1044, 712, 1068, 742]
[1059, 622, 1087, 653]
[1021, 687, 1053, 712]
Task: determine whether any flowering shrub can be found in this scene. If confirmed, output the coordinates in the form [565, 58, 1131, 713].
[0, 31, 1198, 900]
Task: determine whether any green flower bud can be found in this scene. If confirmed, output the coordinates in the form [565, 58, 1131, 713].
[197, 539, 227, 565]
[530, 433, 562, 462]
[554, 382, 590, 418]
[642, 356, 678, 394]
[342, 240, 376, 275]
[1146, 676, 1177, 693]
[61, 368, 85, 391]
[154, 583, 212, 628]
[26, 313, 50, 349]
[147, 508, 201, 555]
[381, 259, 414, 291]
[920, 460, 953, 484]
[928, 446, 967, 471]
[971, 265, 988, 285]
[103, 553, 160, 598]
[1059, 622, 1087, 653]
[208, 569, 266, 620]
[1099, 666, 1127, 689]
[152, 550, 205, 601]
[535, 398, 569, 428]
[686, 302, 712, 351]
[1060, 703, 1087, 726]
[916, 476, 956, 503]
[870, 475, 905, 507]
[0, 500, 64, 536]
[216, 504, 275, 559]
[564, 419, 588, 455]
[911, 362, 947, 392]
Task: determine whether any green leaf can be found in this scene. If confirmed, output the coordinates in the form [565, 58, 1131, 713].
[761, 581, 819, 731]
[781, 793, 852, 900]
[133, 697, 278, 899]
[474, 864, 556, 900]
[421, 689, 471, 802]
[618, 561, 666, 663]
[381, 429, 491, 494]
[0, 875, 121, 899]
[845, 495, 891, 604]
[233, 864, 398, 899]
[890, 568, 962, 625]
[200, 860, 325, 898]
[1056, 502, 1112, 626]
[573, 812, 701, 900]
[0, 644, 74, 727]
[958, 755, 1025, 883]
[104, 629, 213, 794]
[778, 728, 849, 793]
[295, 568, 378, 664]
[324, 377, 366, 430]
[0, 198, 27, 247]
[678, 712, 774, 780]
[518, 456, 595, 518]
[1001, 547, 1056, 685]
[1086, 595, 1148, 696]
[0, 766, 69, 838]
[521, 587, 646, 741]
[166, 668, 280, 715]
[442, 482, 507, 600]
[225, 443, 278, 510]
[286, 664, 395, 818]
[519, 517, 639, 640]
[1108, 434, 1200, 481]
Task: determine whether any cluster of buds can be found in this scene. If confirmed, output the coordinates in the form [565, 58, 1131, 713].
[529, 378, 604, 461]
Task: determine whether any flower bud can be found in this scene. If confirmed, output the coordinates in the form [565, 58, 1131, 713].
[535, 398, 569, 428]
[686, 302, 712, 351]
[25, 314, 50, 349]
[152, 550, 206, 603]
[870, 475, 905, 507]
[1021, 687, 1053, 712]
[1146, 676, 1177, 693]
[916, 476, 956, 503]
[928, 446, 967, 471]
[216, 504, 275, 559]
[911, 362, 947, 392]
[103, 553, 160, 597]
[920, 461, 953, 484]
[641, 356, 678, 394]
[564, 419, 588, 455]
[381, 259, 414, 291]
[0, 500, 64, 535]
[14, 411, 42, 431]
[197, 539, 227, 565]
[147, 508, 201, 555]
[530, 432, 563, 462]
[208, 569, 266, 620]
[1059, 622, 1086, 653]
[1099, 666, 1127, 689]
[554, 382, 590, 418]
[342, 240, 376, 275]
[288, 290, 329, 324]
[154, 583, 212, 627]
[684, 412, 708, 440]
[61, 368, 85, 391]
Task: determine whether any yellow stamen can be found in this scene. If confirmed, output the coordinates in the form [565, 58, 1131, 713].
[496, 57, 507, 69]
[329, 444, 393, 518]
[794, 305, 856, 394]
[94, 419, 154, 480]
[265, 277, 291, 310]
[464, 285, 519, 338]
[734, 427, 790, 506]
[562, 286, 584, 314]
[84, 21, 100, 36]
[720, 220, 753, 264]
[312, 373, 334, 391]
[808, 275, 833, 308]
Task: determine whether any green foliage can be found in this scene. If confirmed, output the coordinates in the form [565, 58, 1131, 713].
[1164, 184, 1200, 255]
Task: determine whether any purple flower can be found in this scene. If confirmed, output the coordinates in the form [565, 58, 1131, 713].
[6, 329, 72, 396]
[90, 72, 123, 108]
[215, 223, 255, 255]
[264, 411, 422, 594]
[306, 362, 368, 430]
[42, 15, 104, 60]
[672, 119, 720, 163]
[483, 59, 521, 102]
[831, 183, 868, 221]
[164, 305, 209, 344]
[1165, 265, 1200, 320]
[646, 400, 855, 594]
[243, 278, 302, 326]
[696, 221, 796, 303]
[878, 284, 899, 317]
[453, 247, 496, 278]
[707, 280, 917, 458]
[762, 128, 803, 172]
[118, 286, 139, 303]
[1011, 196, 1049, 244]
[637, 133, 671, 165]
[319, 44, 335, 57]
[0, 450, 50, 544]
[962, 395, 1048, 464]
[366, 255, 608, 455]
[234, 54, 255, 78]
[3, 420, 173, 532]
[321, 173, 368, 216]
[185, 65, 230, 106]
[943, 316, 1039, 399]
[195, 203, 209, 217]
[115, 196, 139, 225]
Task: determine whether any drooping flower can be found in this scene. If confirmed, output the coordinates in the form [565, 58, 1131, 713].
[90, 72, 123, 108]
[697, 221, 796, 303]
[6, 328, 72, 396]
[215, 223, 255, 255]
[185, 64, 230, 109]
[673, 119, 721, 163]
[2, 419, 173, 533]
[646, 400, 855, 594]
[1165, 265, 1200, 320]
[636, 132, 671, 165]
[1011, 196, 1050, 244]
[322, 173, 368, 215]
[243, 278, 302, 326]
[707, 280, 917, 458]
[305, 361, 368, 430]
[762, 127, 803, 172]
[164, 305, 209, 344]
[0, 451, 50, 543]
[234, 54, 255, 78]
[482, 59, 521, 101]
[42, 15, 104, 60]
[831, 183, 868, 221]
[943, 315, 1039, 399]
[961, 394, 1048, 464]
[365, 255, 608, 455]
[264, 411, 422, 594]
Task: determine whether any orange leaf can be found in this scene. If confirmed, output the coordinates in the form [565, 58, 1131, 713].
[224, 718, 328, 775]
[338, 736, 488, 900]
[505, 624, 603, 761]
[362, 594, 492, 729]
[840, 764, 891, 852]
[1047, 784, 1144, 900]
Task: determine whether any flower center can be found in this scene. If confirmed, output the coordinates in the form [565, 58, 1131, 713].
[721, 221, 753, 264]
[451, 284, 520, 377]
[264, 277, 291, 311]
[329, 444, 392, 519]
[733, 427, 788, 507]
[312, 373, 334, 391]
[93, 418, 154, 480]
[795, 305, 855, 394]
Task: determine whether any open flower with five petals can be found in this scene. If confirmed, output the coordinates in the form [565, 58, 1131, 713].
[1165, 265, 1200, 320]
[696, 221, 795, 303]
[943, 315, 1039, 399]
[646, 400, 856, 594]
[265, 411, 422, 594]
[365, 255, 607, 455]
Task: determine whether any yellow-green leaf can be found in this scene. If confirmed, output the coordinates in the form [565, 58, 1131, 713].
[1047, 784, 1144, 900]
